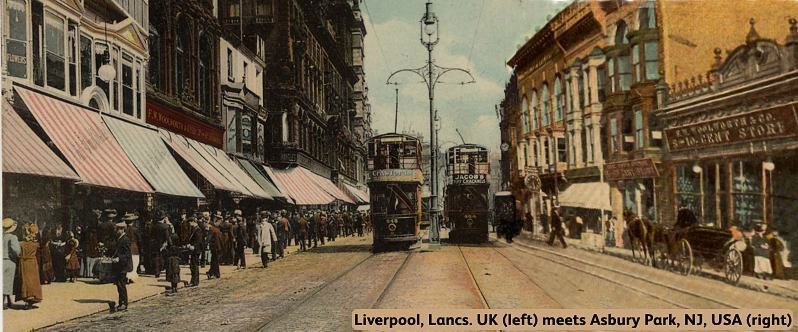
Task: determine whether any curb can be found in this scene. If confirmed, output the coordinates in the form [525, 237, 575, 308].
[517, 233, 798, 301]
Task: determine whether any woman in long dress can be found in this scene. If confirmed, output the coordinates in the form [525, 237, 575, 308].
[38, 228, 54, 284]
[3, 218, 21, 309]
[17, 224, 43, 309]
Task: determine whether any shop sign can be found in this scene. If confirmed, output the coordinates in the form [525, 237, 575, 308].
[452, 174, 488, 185]
[604, 158, 659, 181]
[146, 100, 224, 148]
[665, 104, 798, 152]
[370, 169, 424, 183]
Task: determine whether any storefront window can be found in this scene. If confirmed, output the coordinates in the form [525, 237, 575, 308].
[257, 121, 265, 162]
[242, 113, 253, 157]
[732, 160, 763, 228]
[225, 106, 238, 154]
[45, 12, 66, 91]
[6, 0, 28, 79]
[676, 165, 701, 217]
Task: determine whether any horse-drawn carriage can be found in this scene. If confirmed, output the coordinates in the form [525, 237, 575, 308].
[626, 208, 746, 285]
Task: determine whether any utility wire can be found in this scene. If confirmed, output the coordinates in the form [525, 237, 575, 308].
[465, 0, 486, 70]
[363, 0, 390, 70]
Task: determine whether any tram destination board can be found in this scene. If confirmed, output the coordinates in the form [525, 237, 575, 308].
[452, 174, 488, 185]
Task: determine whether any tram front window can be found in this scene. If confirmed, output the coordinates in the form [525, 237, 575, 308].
[389, 144, 400, 169]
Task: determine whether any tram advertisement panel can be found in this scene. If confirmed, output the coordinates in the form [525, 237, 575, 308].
[451, 174, 489, 185]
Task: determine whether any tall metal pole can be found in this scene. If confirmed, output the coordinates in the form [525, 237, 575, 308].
[394, 87, 399, 132]
[385, 1, 475, 245]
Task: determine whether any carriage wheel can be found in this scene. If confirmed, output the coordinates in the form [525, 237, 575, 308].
[725, 249, 743, 285]
[653, 244, 667, 270]
[676, 239, 693, 276]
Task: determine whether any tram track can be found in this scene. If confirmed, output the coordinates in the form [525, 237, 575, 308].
[502, 239, 740, 309]
[252, 252, 378, 331]
[457, 245, 492, 309]
[370, 252, 413, 308]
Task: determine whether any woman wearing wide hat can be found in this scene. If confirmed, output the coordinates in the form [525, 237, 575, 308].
[17, 223, 43, 309]
[3, 218, 21, 309]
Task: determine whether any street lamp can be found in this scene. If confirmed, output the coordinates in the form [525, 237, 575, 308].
[386, 1, 475, 245]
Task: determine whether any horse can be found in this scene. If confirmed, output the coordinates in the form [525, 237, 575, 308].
[649, 207, 699, 270]
[625, 210, 656, 266]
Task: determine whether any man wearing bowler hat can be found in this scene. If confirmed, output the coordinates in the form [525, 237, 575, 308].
[111, 221, 132, 311]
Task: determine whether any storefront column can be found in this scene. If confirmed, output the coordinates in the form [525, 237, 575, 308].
[610, 182, 624, 247]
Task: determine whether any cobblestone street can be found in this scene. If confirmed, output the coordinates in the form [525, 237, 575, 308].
[36, 231, 797, 331]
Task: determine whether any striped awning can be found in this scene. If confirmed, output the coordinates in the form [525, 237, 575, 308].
[299, 168, 356, 204]
[264, 166, 334, 205]
[16, 87, 152, 192]
[2, 105, 79, 180]
[236, 158, 285, 200]
[342, 183, 369, 204]
[193, 142, 272, 200]
[160, 130, 247, 195]
[103, 116, 204, 198]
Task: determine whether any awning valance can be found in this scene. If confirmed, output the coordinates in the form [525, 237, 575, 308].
[558, 182, 611, 211]
[103, 116, 204, 198]
[160, 130, 248, 195]
[2, 105, 79, 180]
[16, 87, 152, 192]
[264, 166, 334, 205]
[236, 158, 285, 200]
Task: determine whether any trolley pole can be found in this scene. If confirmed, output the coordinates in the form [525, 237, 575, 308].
[386, 1, 475, 245]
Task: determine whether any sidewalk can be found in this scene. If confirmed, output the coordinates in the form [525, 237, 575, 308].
[3, 240, 311, 332]
[514, 231, 798, 301]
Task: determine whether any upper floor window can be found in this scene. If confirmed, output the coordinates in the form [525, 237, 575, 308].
[615, 21, 628, 45]
[596, 65, 606, 102]
[577, 69, 585, 109]
[176, 17, 190, 96]
[45, 12, 66, 91]
[639, 1, 656, 30]
[227, 48, 234, 81]
[610, 118, 618, 153]
[5, 0, 28, 79]
[198, 32, 212, 112]
[632, 44, 641, 83]
[531, 90, 539, 129]
[541, 84, 550, 126]
[644, 41, 660, 81]
[149, 24, 160, 89]
[80, 34, 92, 91]
[618, 55, 631, 91]
[635, 110, 644, 148]
[554, 77, 563, 121]
[521, 96, 530, 134]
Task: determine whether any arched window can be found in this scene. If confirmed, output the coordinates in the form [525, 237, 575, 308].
[541, 84, 550, 126]
[615, 21, 628, 45]
[639, 1, 656, 30]
[521, 96, 530, 134]
[530, 90, 538, 129]
[176, 16, 191, 96]
[554, 76, 563, 121]
[577, 67, 585, 109]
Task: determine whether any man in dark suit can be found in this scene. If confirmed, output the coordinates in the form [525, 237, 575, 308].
[112, 222, 132, 311]
[153, 212, 172, 278]
[204, 221, 222, 279]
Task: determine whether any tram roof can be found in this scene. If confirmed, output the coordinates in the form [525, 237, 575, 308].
[369, 132, 422, 142]
[447, 144, 488, 151]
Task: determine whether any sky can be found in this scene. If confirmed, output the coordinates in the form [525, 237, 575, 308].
[361, 0, 568, 152]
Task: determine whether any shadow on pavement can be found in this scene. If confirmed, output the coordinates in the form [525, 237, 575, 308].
[305, 244, 373, 253]
[73, 299, 114, 305]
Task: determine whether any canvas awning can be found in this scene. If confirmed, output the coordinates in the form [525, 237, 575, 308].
[192, 142, 272, 200]
[263, 166, 334, 205]
[16, 87, 152, 192]
[160, 130, 248, 195]
[103, 116, 204, 198]
[558, 182, 611, 211]
[342, 183, 369, 204]
[299, 168, 356, 204]
[2, 105, 79, 180]
[236, 158, 285, 200]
